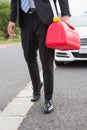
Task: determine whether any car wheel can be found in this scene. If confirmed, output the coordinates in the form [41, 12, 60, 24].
[55, 60, 64, 66]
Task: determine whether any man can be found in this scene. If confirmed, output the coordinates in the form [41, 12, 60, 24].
[7, 0, 71, 114]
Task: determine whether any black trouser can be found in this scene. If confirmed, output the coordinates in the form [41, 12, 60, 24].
[20, 11, 54, 101]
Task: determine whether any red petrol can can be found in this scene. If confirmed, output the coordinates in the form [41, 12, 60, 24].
[46, 21, 80, 50]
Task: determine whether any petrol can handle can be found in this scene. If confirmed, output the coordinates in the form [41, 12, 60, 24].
[62, 20, 75, 30]
[49, 0, 60, 22]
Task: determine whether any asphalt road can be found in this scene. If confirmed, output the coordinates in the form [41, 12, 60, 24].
[1, 44, 87, 130]
[0, 44, 41, 111]
[18, 62, 87, 130]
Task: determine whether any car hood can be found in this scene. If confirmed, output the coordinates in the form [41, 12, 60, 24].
[75, 26, 87, 38]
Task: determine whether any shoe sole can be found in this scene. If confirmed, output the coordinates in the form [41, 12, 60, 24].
[31, 96, 40, 102]
[44, 108, 54, 114]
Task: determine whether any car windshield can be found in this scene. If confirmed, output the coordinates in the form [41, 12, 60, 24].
[70, 15, 87, 27]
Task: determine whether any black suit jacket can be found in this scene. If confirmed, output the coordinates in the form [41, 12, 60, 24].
[10, 0, 71, 26]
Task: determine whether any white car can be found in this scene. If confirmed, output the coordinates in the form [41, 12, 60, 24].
[55, 14, 87, 66]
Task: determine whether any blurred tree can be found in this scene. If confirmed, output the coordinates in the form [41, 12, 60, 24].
[0, 1, 20, 39]
[0, 1, 10, 38]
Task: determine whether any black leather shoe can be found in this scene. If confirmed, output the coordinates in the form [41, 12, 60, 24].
[44, 100, 54, 114]
[31, 82, 43, 102]
[31, 94, 40, 102]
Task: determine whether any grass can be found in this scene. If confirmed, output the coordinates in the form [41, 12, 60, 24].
[0, 37, 21, 44]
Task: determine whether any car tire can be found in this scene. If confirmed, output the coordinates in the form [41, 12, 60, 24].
[55, 60, 64, 66]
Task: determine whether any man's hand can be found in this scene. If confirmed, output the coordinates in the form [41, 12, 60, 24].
[60, 15, 70, 25]
[7, 21, 16, 37]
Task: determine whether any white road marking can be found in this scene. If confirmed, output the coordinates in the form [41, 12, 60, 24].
[0, 43, 20, 49]
[0, 82, 33, 130]
[0, 71, 43, 130]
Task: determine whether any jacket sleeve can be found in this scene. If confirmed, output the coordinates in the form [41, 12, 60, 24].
[9, 0, 17, 22]
[58, 0, 71, 17]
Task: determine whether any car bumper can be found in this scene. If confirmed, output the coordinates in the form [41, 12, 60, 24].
[55, 46, 87, 62]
